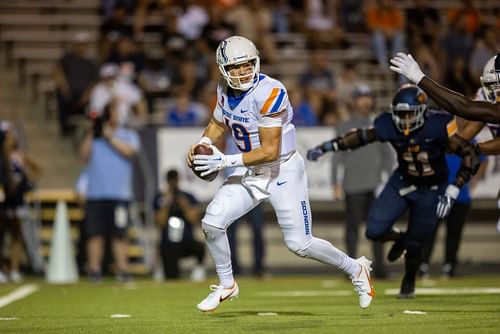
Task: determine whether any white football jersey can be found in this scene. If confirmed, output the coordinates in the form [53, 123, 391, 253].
[213, 74, 296, 160]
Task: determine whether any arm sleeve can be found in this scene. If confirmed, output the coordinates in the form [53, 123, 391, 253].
[447, 134, 481, 188]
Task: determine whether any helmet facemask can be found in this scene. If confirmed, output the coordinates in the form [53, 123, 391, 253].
[480, 54, 500, 103]
[216, 36, 260, 91]
[219, 59, 260, 91]
[391, 104, 427, 136]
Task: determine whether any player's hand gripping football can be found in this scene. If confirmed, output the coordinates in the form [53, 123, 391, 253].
[436, 184, 460, 220]
[389, 53, 425, 84]
[193, 145, 231, 177]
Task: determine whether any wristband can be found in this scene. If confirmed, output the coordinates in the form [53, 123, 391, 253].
[198, 136, 213, 146]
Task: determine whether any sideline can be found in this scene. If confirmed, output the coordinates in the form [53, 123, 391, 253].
[0, 284, 39, 309]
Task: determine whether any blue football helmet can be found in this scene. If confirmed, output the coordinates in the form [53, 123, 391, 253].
[391, 84, 428, 135]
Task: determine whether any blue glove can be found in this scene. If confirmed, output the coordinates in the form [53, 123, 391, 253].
[306, 146, 325, 161]
[436, 184, 460, 219]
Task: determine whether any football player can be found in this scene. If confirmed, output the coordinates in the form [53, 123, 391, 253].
[307, 84, 480, 298]
[187, 36, 374, 312]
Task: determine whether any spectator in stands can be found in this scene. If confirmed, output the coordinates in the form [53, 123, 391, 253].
[0, 122, 42, 283]
[304, 0, 349, 49]
[366, 0, 406, 72]
[105, 35, 146, 78]
[446, 0, 482, 36]
[224, 0, 277, 64]
[175, 0, 210, 42]
[335, 61, 363, 119]
[202, 5, 235, 51]
[80, 102, 140, 283]
[89, 63, 147, 128]
[288, 86, 318, 127]
[440, 11, 474, 75]
[99, 2, 134, 62]
[331, 85, 393, 279]
[54, 32, 99, 137]
[468, 24, 499, 89]
[299, 49, 338, 124]
[444, 56, 474, 97]
[338, 0, 366, 33]
[165, 90, 208, 127]
[154, 169, 206, 281]
[405, 0, 440, 50]
[101, 0, 137, 19]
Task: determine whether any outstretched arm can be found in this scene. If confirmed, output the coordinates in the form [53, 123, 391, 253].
[419, 77, 500, 123]
[307, 127, 377, 161]
[390, 52, 500, 124]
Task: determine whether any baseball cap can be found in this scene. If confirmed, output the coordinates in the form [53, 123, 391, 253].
[352, 84, 374, 98]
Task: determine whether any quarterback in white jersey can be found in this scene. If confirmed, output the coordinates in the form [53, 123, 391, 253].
[187, 36, 374, 312]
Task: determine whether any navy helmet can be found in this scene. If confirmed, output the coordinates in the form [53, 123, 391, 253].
[391, 84, 428, 135]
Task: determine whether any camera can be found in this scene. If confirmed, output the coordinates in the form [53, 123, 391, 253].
[91, 103, 112, 138]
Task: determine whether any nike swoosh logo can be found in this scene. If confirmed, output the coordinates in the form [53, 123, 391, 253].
[425, 138, 434, 142]
[241, 109, 248, 113]
[231, 161, 237, 165]
[277, 181, 287, 186]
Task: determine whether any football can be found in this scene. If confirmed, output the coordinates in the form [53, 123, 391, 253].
[192, 144, 218, 182]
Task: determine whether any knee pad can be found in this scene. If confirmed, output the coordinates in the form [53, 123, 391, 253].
[283, 238, 308, 257]
[202, 198, 226, 229]
[201, 222, 225, 241]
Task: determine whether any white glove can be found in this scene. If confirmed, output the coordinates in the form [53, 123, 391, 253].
[389, 52, 425, 84]
[436, 184, 460, 220]
[193, 145, 243, 177]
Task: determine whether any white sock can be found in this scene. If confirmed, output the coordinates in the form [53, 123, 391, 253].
[305, 237, 361, 277]
[204, 228, 234, 288]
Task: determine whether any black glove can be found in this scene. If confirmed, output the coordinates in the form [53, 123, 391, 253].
[307, 146, 325, 161]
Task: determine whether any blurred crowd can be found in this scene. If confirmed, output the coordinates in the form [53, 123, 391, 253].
[54, 0, 500, 138]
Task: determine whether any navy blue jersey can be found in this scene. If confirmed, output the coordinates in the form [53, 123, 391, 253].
[374, 111, 454, 187]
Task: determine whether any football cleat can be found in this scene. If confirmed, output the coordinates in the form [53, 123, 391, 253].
[387, 234, 406, 262]
[197, 282, 239, 312]
[351, 256, 375, 309]
[398, 275, 416, 299]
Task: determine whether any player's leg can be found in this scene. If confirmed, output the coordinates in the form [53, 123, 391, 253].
[247, 203, 266, 276]
[197, 177, 259, 311]
[268, 153, 374, 308]
[365, 173, 409, 262]
[400, 188, 441, 298]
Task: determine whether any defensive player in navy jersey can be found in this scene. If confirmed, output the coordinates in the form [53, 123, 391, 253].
[307, 84, 480, 298]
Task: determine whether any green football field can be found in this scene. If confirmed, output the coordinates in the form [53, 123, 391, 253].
[1, 275, 499, 333]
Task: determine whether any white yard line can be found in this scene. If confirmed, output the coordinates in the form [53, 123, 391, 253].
[0, 284, 39, 309]
[258, 287, 500, 298]
[384, 287, 500, 295]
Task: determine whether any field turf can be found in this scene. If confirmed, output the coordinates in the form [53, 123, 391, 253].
[0, 274, 499, 333]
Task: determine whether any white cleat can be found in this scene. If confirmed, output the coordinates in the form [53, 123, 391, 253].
[197, 282, 239, 312]
[351, 256, 375, 309]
